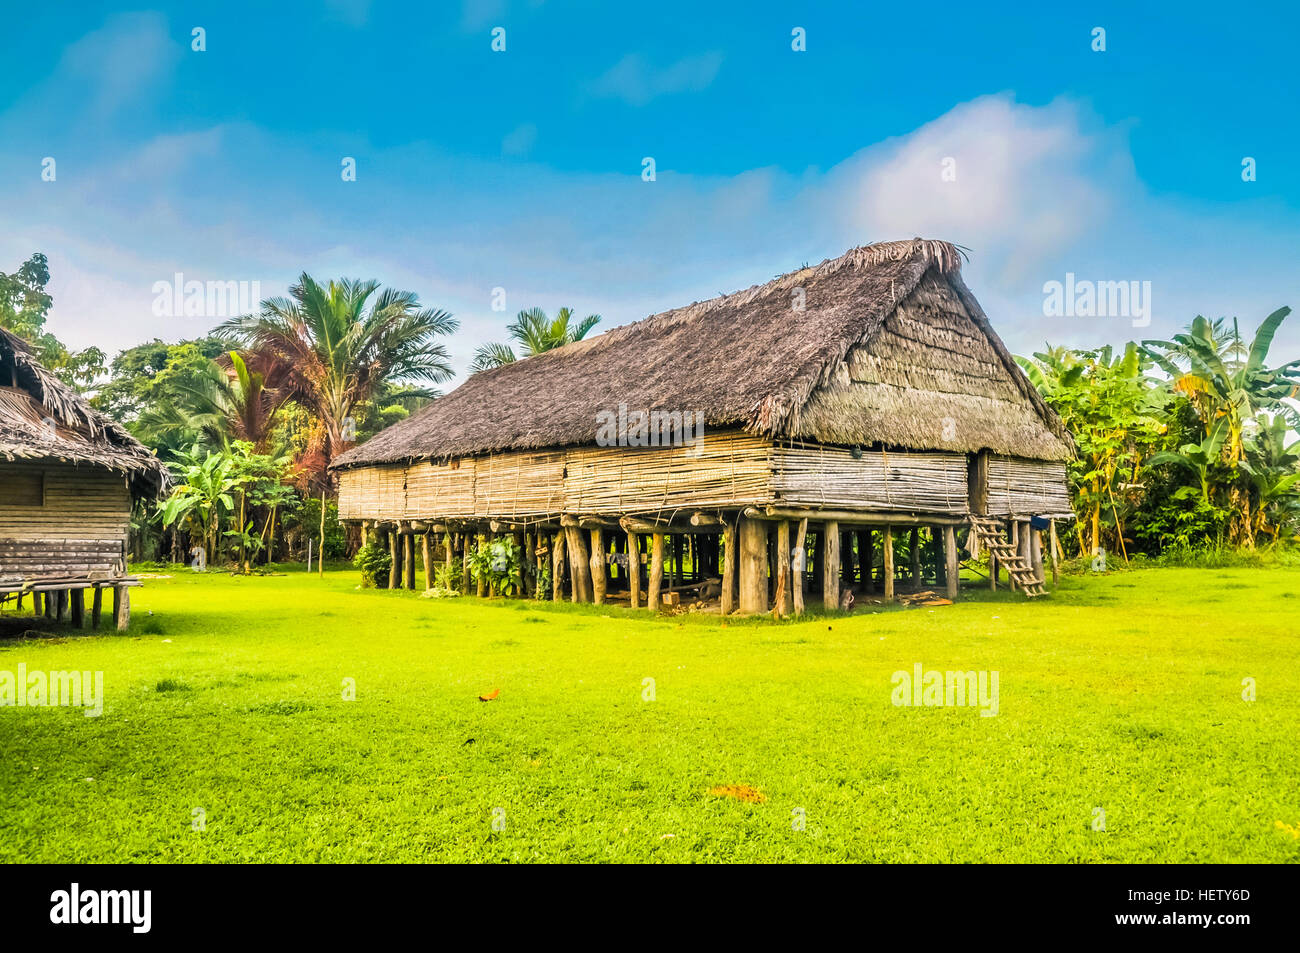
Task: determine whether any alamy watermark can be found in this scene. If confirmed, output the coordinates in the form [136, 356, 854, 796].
[151, 273, 261, 318]
[891, 663, 999, 717]
[1042, 273, 1151, 328]
[50, 883, 150, 933]
[1, 665, 103, 717]
[596, 403, 705, 452]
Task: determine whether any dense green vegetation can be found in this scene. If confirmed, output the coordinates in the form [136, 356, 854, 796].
[1, 567, 1295, 862]
[1018, 309, 1300, 558]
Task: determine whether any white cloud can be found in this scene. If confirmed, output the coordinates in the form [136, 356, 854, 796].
[589, 52, 724, 106]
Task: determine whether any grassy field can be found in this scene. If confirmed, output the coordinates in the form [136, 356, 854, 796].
[1, 565, 1297, 863]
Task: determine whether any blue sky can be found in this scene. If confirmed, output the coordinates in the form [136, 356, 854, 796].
[2, 1, 1298, 381]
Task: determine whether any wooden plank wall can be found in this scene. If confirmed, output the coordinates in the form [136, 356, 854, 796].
[0, 461, 129, 578]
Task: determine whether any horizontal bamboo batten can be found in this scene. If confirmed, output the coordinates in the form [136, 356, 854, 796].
[338, 430, 776, 523]
[986, 455, 1073, 517]
[338, 433, 1075, 526]
[770, 443, 968, 514]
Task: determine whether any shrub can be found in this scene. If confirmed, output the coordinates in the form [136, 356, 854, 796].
[353, 541, 392, 588]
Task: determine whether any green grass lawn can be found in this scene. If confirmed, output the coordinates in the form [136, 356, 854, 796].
[1, 565, 1297, 863]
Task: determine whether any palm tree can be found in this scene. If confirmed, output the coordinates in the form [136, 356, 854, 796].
[218, 275, 457, 474]
[137, 351, 293, 453]
[470, 306, 600, 372]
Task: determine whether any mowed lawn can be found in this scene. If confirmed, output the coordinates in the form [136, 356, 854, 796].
[1, 565, 1297, 863]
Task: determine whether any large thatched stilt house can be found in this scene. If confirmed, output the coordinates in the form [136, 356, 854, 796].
[331, 239, 1074, 615]
[0, 329, 167, 628]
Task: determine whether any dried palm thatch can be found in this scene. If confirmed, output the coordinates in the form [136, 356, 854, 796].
[0, 329, 169, 497]
[332, 238, 1071, 470]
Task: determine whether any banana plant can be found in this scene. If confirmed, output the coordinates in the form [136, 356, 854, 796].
[1148, 417, 1231, 505]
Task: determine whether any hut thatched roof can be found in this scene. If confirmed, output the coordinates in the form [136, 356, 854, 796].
[0, 328, 169, 497]
[333, 238, 1072, 469]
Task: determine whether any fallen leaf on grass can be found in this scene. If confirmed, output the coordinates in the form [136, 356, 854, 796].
[709, 784, 766, 803]
[478, 688, 499, 701]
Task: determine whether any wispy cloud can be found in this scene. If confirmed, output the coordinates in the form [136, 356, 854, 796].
[324, 0, 373, 27]
[501, 122, 537, 156]
[55, 12, 179, 119]
[589, 52, 724, 106]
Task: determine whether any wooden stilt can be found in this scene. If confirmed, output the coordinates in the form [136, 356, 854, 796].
[1049, 520, 1060, 586]
[944, 525, 959, 600]
[92, 587, 103, 629]
[721, 521, 737, 615]
[648, 533, 665, 611]
[476, 533, 488, 596]
[445, 531, 455, 591]
[882, 526, 895, 602]
[56, 589, 69, 621]
[388, 529, 400, 589]
[1030, 526, 1043, 585]
[738, 516, 768, 614]
[71, 588, 85, 628]
[627, 530, 642, 608]
[404, 531, 416, 590]
[113, 585, 129, 631]
[564, 524, 592, 603]
[989, 523, 998, 591]
[523, 532, 535, 597]
[422, 533, 433, 591]
[775, 520, 792, 618]
[552, 530, 566, 601]
[589, 528, 606, 605]
[461, 533, 472, 593]
[792, 517, 808, 616]
[821, 520, 840, 610]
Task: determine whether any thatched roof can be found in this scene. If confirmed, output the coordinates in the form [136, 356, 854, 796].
[0, 328, 169, 497]
[333, 238, 1072, 469]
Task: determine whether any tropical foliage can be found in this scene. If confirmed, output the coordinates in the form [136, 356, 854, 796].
[470, 306, 600, 371]
[1019, 307, 1300, 558]
[218, 274, 458, 473]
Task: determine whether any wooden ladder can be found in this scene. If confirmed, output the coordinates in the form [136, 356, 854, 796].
[968, 516, 1046, 598]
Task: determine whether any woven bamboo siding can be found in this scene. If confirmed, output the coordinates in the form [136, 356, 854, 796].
[338, 464, 409, 521]
[337, 431, 775, 521]
[337, 438, 1073, 523]
[407, 458, 479, 518]
[473, 452, 564, 518]
[563, 432, 773, 515]
[771, 444, 969, 513]
[0, 462, 129, 578]
[986, 456, 1073, 517]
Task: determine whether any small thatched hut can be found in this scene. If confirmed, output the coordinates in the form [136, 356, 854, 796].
[0, 328, 167, 628]
[331, 238, 1074, 614]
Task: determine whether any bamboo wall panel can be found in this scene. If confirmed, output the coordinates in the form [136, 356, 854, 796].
[338, 464, 408, 521]
[338, 431, 775, 521]
[771, 444, 968, 514]
[406, 458, 478, 518]
[473, 452, 564, 518]
[986, 456, 1073, 517]
[563, 432, 773, 516]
